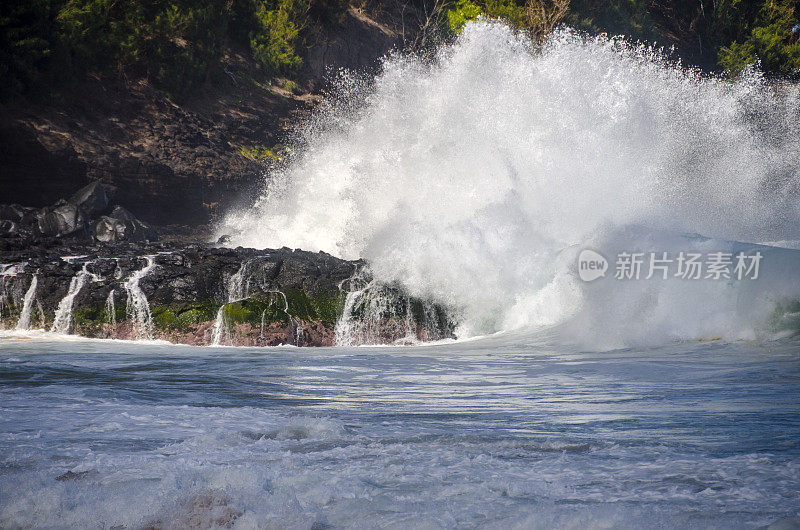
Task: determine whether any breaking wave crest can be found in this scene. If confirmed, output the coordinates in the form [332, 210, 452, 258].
[220, 21, 800, 347]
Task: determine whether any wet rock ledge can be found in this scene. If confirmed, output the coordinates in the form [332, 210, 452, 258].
[0, 242, 455, 347]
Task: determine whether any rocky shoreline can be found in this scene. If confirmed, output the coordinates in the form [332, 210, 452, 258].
[0, 241, 455, 347]
[0, 181, 454, 347]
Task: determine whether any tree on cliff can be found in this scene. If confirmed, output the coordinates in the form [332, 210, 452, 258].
[436, 0, 800, 76]
[0, 0, 350, 100]
[2, 0, 798, 103]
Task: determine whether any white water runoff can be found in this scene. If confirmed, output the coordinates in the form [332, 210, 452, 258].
[220, 21, 800, 348]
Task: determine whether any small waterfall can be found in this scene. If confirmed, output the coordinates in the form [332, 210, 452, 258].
[16, 275, 39, 331]
[210, 260, 261, 346]
[292, 318, 304, 346]
[51, 262, 98, 334]
[106, 289, 117, 336]
[335, 271, 366, 346]
[212, 283, 293, 346]
[261, 290, 301, 345]
[335, 267, 448, 346]
[334, 277, 406, 346]
[1, 263, 23, 324]
[262, 290, 301, 345]
[209, 259, 305, 346]
[35, 300, 45, 329]
[260, 309, 267, 341]
[268, 290, 290, 314]
[125, 256, 155, 340]
[334, 266, 410, 346]
[228, 263, 247, 301]
[210, 305, 226, 346]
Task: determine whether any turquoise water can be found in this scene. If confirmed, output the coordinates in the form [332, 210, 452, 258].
[1, 336, 799, 528]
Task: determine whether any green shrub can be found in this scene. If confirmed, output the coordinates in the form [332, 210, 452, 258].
[239, 145, 286, 162]
[0, 0, 66, 95]
[718, 1, 800, 76]
[283, 78, 298, 92]
[719, 40, 758, 75]
[447, 0, 483, 33]
[250, 0, 304, 75]
[2, 0, 347, 100]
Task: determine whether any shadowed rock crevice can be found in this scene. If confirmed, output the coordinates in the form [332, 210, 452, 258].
[0, 182, 158, 243]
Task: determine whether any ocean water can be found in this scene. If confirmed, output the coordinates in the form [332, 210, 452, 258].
[1, 335, 799, 528]
[4, 18, 800, 530]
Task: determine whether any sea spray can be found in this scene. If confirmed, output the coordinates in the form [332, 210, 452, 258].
[16, 274, 38, 331]
[125, 256, 155, 340]
[335, 267, 451, 345]
[220, 21, 800, 346]
[52, 263, 99, 334]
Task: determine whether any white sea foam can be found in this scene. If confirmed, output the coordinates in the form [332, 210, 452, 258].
[1, 338, 798, 528]
[220, 21, 800, 346]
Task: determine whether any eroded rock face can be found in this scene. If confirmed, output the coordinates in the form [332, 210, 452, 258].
[0, 182, 158, 244]
[0, 242, 455, 347]
[69, 181, 109, 218]
[94, 206, 159, 243]
[37, 202, 86, 237]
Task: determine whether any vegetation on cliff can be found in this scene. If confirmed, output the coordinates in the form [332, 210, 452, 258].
[3, 0, 797, 102]
[0, 0, 349, 100]
[445, 0, 799, 76]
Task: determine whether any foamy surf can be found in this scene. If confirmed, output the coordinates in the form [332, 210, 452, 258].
[2, 338, 799, 528]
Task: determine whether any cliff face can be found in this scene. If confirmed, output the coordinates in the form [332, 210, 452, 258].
[0, 7, 401, 227]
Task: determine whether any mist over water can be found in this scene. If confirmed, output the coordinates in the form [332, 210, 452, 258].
[221, 21, 800, 346]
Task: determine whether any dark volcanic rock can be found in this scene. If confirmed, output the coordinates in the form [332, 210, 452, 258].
[69, 182, 110, 218]
[0, 242, 455, 347]
[1, 183, 158, 245]
[0, 220, 18, 237]
[0, 204, 33, 222]
[37, 202, 87, 238]
[94, 206, 158, 243]
[0, 1, 417, 226]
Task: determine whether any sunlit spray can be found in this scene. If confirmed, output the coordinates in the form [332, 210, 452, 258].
[220, 21, 800, 346]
